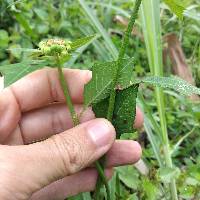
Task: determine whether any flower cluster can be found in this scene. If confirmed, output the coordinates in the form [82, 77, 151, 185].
[39, 39, 71, 57]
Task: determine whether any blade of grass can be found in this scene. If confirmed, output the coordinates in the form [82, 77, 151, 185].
[171, 127, 197, 156]
[138, 93, 163, 167]
[140, 0, 178, 199]
[78, 0, 118, 59]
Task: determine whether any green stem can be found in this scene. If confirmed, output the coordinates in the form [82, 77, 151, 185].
[56, 57, 110, 199]
[95, 162, 111, 200]
[141, 1, 178, 199]
[106, 0, 142, 121]
[57, 63, 79, 126]
[95, 0, 142, 198]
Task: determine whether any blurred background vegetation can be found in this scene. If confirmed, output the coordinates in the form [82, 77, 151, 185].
[0, 0, 200, 199]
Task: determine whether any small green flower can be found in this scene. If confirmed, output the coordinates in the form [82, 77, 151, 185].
[39, 38, 72, 57]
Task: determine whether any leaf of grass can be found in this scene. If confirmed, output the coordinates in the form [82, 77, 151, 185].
[78, 0, 118, 59]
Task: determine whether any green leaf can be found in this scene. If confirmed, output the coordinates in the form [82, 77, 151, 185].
[0, 29, 9, 48]
[113, 85, 138, 138]
[117, 165, 140, 190]
[164, 0, 185, 19]
[14, 13, 36, 38]
[84, 58, 135, 108]
[117, 58, 135, 88]
[128, 76, 200, 96]
[92, 85, 138, 138]
[0, 60, 48, 87]
[70, 35, 97, 51]
[120, 132, 138, 140]
[142, 76, 200, 96]
[84, 61, 115, 107]
[179, 186, 196, 199]
[127, 194, 139, 200]
[7, 48, 39, 52]
[157, 167, 180, 184]
[142, 177, 159, 200]
[92, 97, 109, 118]
[68, 192, 92, 200]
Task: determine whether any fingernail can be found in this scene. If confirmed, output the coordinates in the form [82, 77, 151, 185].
[87, 119, 115, 148]
[83, 70, 92, 83]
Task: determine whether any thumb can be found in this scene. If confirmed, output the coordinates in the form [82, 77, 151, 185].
[1, 119, 115, 198]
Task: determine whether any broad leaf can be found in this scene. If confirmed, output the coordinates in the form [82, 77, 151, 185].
[92, 98, 109, 119]
[126, 76, 200, 96]
[84, 58, 135, 108]
[113, 85, 138, 138]
[84, 61, 116, 107]
[157, 167, 180, 184]
[92, 85, 138, 138]
[117, 165, 140, 190]
[0, 29, 9, 48]
[142, 76, 200, 96]
[164, 0, 185, 20]
[70, 35, 96, 51]
[0, 60, 48, 87]
[127, 194, 139, 200]
[117, 58, 135, 88]
[142, 177, 159, 200]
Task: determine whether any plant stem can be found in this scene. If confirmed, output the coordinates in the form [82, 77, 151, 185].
[95, 0, 142, 198]
[57, 62, 80, 126]
[95, 162, 111, 200]
[140, 1, 178, 199]
[56, 57, 110, 199]
[106, 0, 142, 121]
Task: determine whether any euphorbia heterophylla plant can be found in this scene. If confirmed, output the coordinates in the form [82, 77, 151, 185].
[1, 0, 200, 199]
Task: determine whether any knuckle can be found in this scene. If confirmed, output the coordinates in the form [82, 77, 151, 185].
[46, 68, 60, 102]
[49, 134, 85, 175]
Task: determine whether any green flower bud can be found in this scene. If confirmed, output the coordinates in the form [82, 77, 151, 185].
[39, 39, 72, 57]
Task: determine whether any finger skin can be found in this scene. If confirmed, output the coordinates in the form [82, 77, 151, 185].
[19, 105, 95, 144]
[0, 119, 115, 199]
[106, 140, 142, 167]
[0, 68, 91, 143]
[10, 68, 92, 112]
[134, 106, 144, 129]
[30, 168, 113, 200]
[16, 105, 142, 145]
[0, 88, 21, 143]
[30, 141, 142, 200]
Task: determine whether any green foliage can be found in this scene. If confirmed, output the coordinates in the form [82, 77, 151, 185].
[1, 0, 200, 199]
[117, 165, 140, 190]
[0, 35, 96, 87]
[84, 58, 135, 108]
[70, 35, 97, 50]
[164, 0, 186, 19]
[0, 60, 48, 87]
[142, 177, 159, 200]
[131, 76, 200, 96]
[92, 85, 138, 138]
[157, 167, 181, 184]
[113, 85, 138, 138]
[0, 29, 9, 48]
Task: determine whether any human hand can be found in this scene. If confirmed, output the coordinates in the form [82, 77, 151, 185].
[0, 68, 143, 200]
